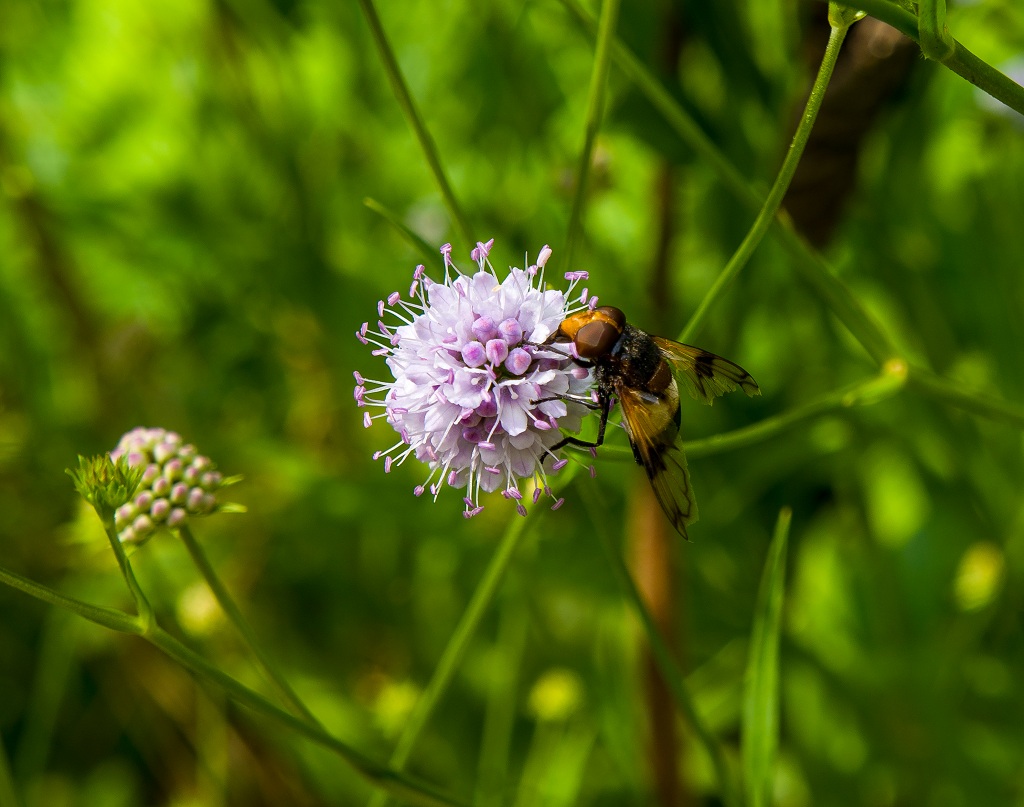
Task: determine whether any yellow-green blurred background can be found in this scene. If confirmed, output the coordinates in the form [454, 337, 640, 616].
[2, 0, 1024, 805]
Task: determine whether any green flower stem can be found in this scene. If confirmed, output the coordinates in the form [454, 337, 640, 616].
[0, 564, 465, 807]
[585, 500, 739, 807]
[918, 0, 954, 61]
[0, 563, 141, 634]
[356, 0, 474, 251]
[99, 517, 156, 632]
[679, 21, 849, 345]
[818, 0, 1024, 116]
[369, 515, 532, 807]
[685, 360, 908, 460]
[177, 524, 321, 727]
[907, 367, 1024, 430]
[740, 508, 791, 807]
[559, 0, 898, 366]
[146, 625, 469, 807]
[563, 0, 621, 269]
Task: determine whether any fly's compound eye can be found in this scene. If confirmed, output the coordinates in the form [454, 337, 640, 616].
[574, 320, 620, 360]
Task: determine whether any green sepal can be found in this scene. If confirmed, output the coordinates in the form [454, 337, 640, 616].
[66, 455, 143, 522]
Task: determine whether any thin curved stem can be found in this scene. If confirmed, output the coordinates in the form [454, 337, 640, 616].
[563, 0, 622, 269]
[679, 21, 849, 345]
[356, 0, 474, 251]
[178, 525, 321, 727]
[369, 514, 533, 807]
[0, 561, 465, 807]
[557, 0, 759, 210]
[0, 563, 141, 634]
[685, 361, 908, 459]
[147, 625, 468, 807]
[100, 518, 156, 632]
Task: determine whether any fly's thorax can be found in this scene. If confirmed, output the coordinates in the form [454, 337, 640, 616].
[617, 324, 667, 389]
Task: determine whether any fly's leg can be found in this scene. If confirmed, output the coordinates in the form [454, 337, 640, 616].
[533, 393, 601, 410]
[526, 341, 593, 367]
[550, 395, 611, 452]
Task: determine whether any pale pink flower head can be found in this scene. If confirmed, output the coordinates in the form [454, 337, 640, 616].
[355, 241, 597, 518]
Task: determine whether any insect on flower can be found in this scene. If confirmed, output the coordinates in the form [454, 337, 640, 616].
[354, 240, 598, 518]
[543, 306, 760, 539]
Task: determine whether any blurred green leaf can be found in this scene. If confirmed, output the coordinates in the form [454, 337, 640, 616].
[742, 507, 790, 807]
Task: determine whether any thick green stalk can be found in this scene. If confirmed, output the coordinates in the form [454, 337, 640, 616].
[564, 0, 622, 269]
[918, 0, 954, 61]
[369, 515, 532, 807]
[819, 0, 1024, 115]
[356, 0, 474, 250]
[178, 524, 321, 726]
[679, 21, 849, 345]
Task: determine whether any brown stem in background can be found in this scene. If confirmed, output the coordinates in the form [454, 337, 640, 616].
[629, 8, 686, 807]
[630, 479, 684, 807]
[0, 148, 101, 369]
[783, 13, 919, 248]
[648, 163, 677, 333]
[0, 123, 119, 430]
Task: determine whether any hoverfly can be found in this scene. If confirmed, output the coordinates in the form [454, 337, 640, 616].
[545, 306, 760, 539]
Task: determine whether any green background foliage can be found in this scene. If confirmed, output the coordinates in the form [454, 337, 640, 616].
[1, 0, 1023, 805]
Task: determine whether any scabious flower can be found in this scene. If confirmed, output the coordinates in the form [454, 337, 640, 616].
[355, 239, 598, 518]
[109, 427, 227, 544]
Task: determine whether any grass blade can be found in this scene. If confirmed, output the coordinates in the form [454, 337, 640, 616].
[563, 0, 621, 269]
[356, 0, 474, 249]
[741, 507, 791, 807]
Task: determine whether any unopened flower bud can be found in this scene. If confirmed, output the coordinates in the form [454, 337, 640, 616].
[105, 427, 236, 543]
[151, 499, 170, 522]
[167, 508, 187, 528]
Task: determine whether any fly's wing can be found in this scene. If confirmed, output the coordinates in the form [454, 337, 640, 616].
[651, 336, 760, 405]
[616, 379, 698, 540]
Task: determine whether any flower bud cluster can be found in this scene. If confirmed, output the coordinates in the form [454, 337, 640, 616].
[109, 427, 223, 544]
